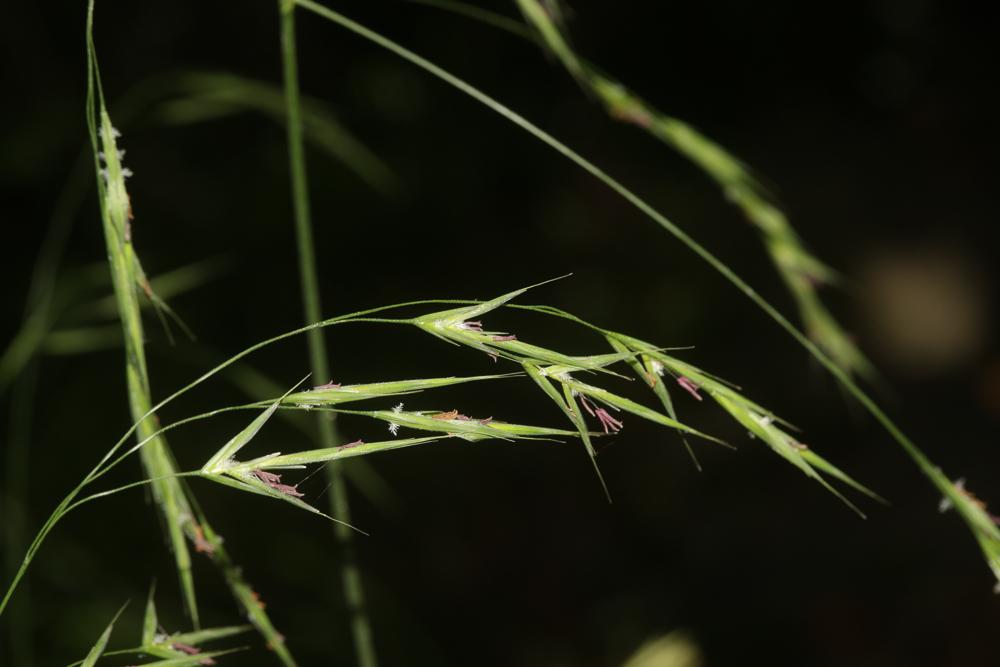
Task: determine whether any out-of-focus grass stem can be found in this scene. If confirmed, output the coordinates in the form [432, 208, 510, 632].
[279, 2, 379, 665]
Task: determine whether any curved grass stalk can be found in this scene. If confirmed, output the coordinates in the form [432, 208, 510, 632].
[65, 472, 201, 514]
[290, 0, 1000, 586]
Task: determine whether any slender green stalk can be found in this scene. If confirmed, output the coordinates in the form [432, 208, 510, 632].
[279, 2, 379, 664]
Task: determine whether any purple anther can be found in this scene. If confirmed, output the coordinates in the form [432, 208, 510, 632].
[579, 395, 623, 433]
[251, 470, 283, 485]
[677, 376, 703, 401]
[312, 380, 342, 391]
[611, 106, 653, 129]
[269, 482, 304, 498]
[337, 439, 364, 450]
[251, 469, 304, 498]
[594, 407, 624, 434]
[172, 643, 216, 666]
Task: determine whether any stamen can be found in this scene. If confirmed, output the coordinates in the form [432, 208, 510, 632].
[312, 380, 342, 391]
[594, 407, 623, 434]
[677, 376, 703, 401]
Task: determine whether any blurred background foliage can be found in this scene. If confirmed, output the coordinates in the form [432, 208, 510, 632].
[1, 1, 998, 665]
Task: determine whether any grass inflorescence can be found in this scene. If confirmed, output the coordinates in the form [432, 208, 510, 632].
[0, 271, 889, 663]
[286, 0, 1000, 593]
[2, 1, 997, 664]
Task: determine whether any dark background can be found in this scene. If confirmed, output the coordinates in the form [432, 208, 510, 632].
[2, 1, 998, 665]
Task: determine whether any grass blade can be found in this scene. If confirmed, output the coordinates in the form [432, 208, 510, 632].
[142, 582, 158, 646]
[79, 602, 128, 667]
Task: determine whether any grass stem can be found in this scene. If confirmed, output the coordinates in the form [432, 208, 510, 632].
[279, 3, 379, 663]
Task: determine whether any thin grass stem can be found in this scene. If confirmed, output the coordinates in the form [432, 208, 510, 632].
[279, 3, 379, 662]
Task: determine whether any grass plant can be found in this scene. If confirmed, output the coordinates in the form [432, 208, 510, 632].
[1, 1, 996, 664]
